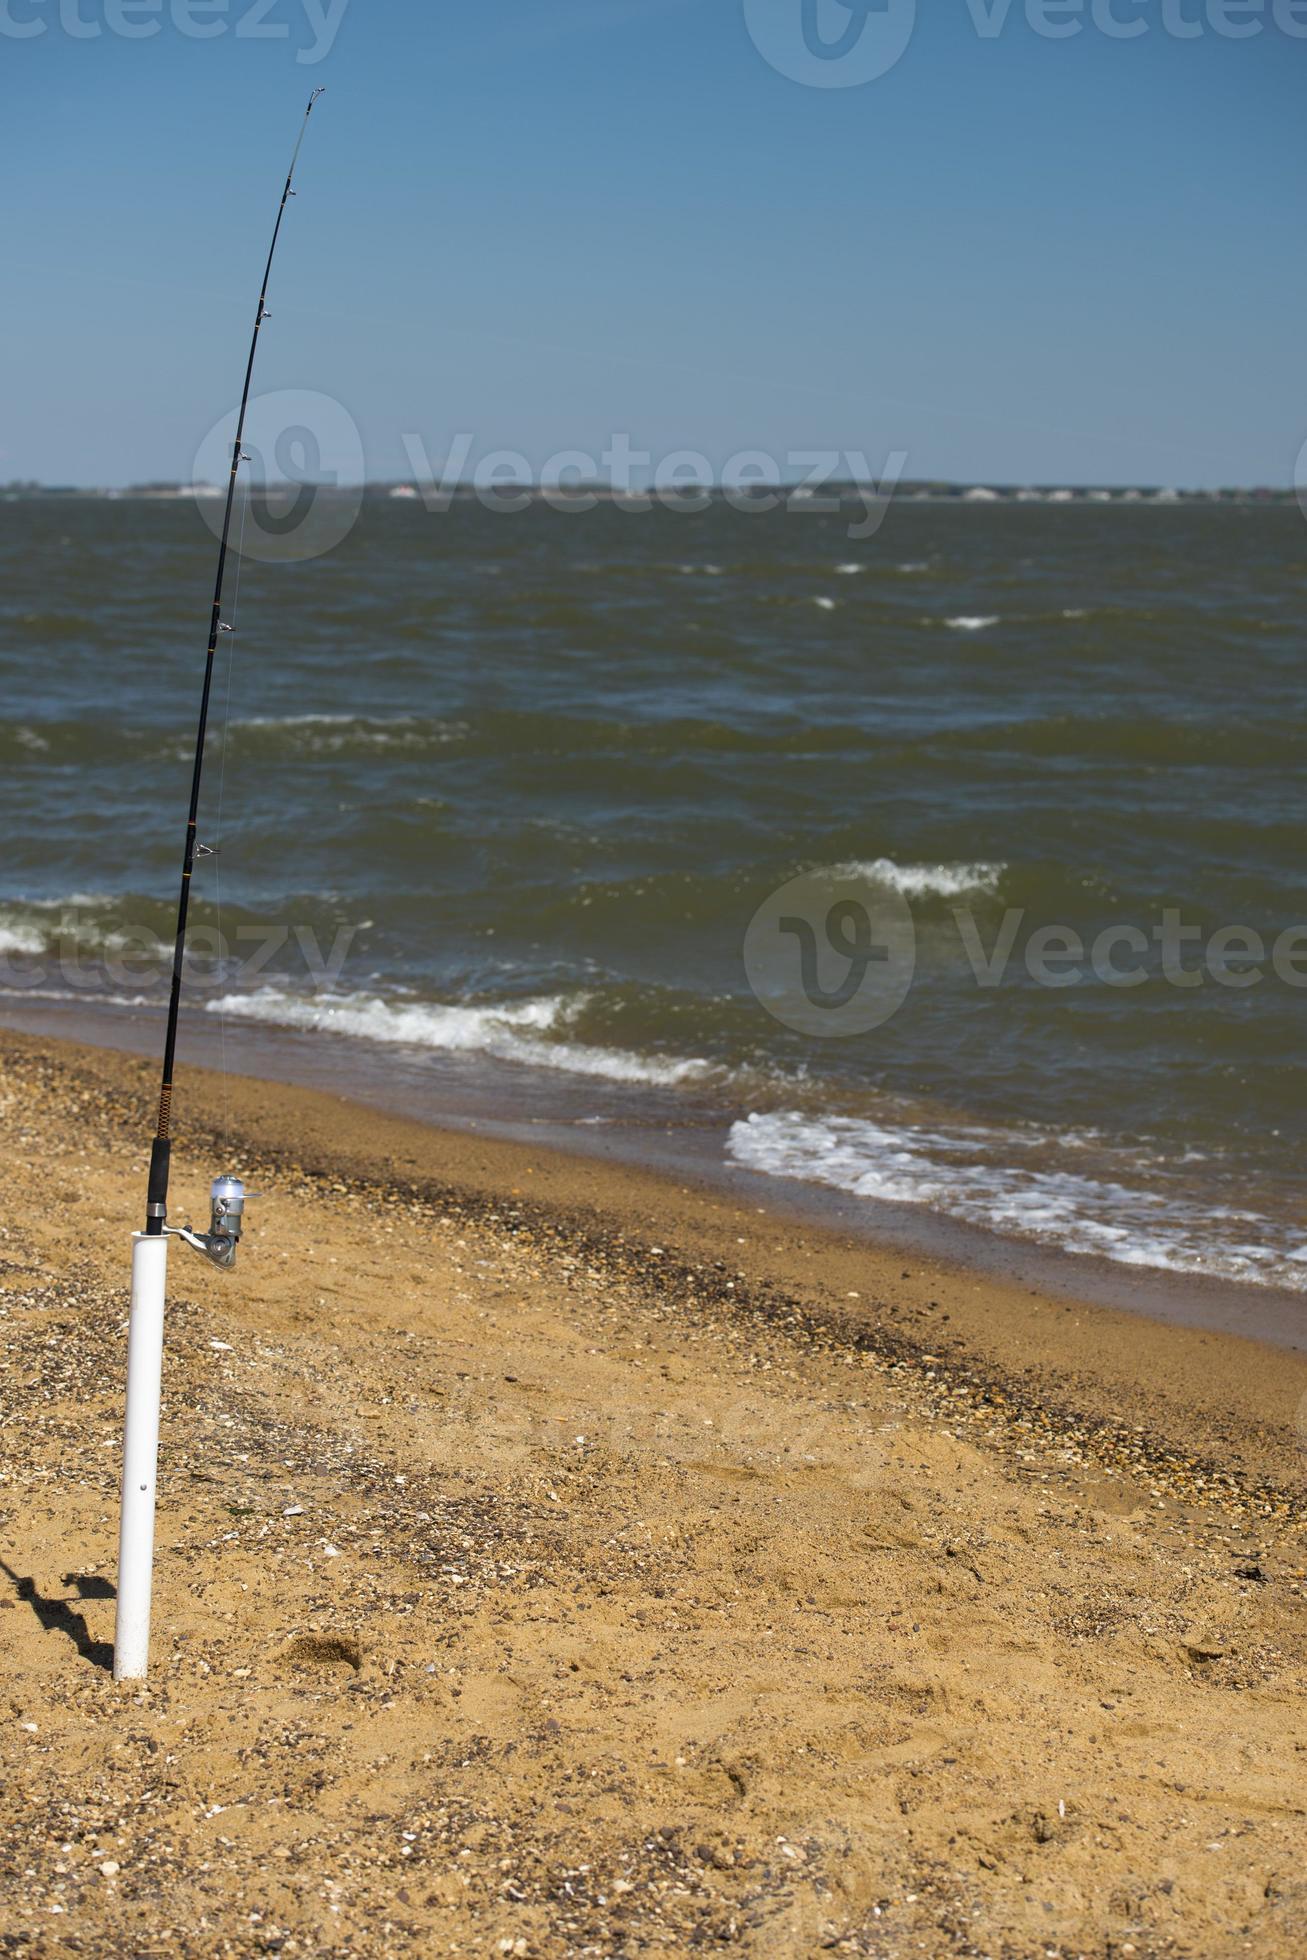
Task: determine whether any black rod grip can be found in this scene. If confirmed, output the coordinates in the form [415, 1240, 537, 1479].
[145, 1136, 171, 1234]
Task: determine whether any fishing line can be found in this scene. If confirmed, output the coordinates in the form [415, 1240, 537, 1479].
[212, 474, 251, 1159]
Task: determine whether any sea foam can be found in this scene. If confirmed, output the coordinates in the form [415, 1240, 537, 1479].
[204, 986, 711, 1088]
[727, 1110, 1307, 1291]
[831, 858, 1006, 900]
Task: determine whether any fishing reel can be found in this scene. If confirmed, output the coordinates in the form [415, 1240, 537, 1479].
[168, 1175, 247, 1271]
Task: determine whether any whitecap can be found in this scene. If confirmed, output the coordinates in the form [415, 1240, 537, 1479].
[830, 857, 1005, 900]
[204, 986, 712, 1089]
[0, 922, 46, 955]
[226, 715, 468, 755]
[727, 1111, 1307, 1290]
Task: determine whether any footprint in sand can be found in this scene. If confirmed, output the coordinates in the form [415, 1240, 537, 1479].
[283, 1632, 363, 1674]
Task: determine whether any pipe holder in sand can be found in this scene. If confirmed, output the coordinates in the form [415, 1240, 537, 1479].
[113, 1179, 247, 1682]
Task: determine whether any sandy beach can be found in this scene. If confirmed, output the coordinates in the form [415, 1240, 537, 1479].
[2, 1026, 1306, 1959]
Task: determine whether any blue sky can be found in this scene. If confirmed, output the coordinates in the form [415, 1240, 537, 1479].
[3, 0, 1304, 488]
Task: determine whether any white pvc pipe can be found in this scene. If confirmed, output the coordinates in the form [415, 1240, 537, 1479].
[114, 1232, 169, 1681]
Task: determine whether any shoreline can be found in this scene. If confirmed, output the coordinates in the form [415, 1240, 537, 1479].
[2, 1025, 1306, 1956]
[1, 990, 1304, 1355]
[3, 1020, 1306, 1496]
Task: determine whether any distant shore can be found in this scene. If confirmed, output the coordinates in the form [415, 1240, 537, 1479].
[5, 478, 1300, 506]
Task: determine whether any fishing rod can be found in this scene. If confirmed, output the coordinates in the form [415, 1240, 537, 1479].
[115, 91, 326, 1684]
[146, 84, 324, 1256]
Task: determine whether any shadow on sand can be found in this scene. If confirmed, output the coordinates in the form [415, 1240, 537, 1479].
[0, 1559, 114, 1672]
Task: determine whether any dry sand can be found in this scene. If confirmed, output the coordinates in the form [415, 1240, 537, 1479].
[1, 1027, 1305, 1959]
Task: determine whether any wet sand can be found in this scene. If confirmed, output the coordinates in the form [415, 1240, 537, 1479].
[1, 1027, 1306, 1958]
[3, 989, 1304, 1354]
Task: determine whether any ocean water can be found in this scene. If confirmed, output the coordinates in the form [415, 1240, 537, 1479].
[2, 494, 1306, 1292]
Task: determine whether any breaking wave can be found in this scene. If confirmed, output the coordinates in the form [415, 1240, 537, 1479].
[728, 1111, 1307, 1292]
[205, 986, 713, 1088]
[831, 858, 1006, 900]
